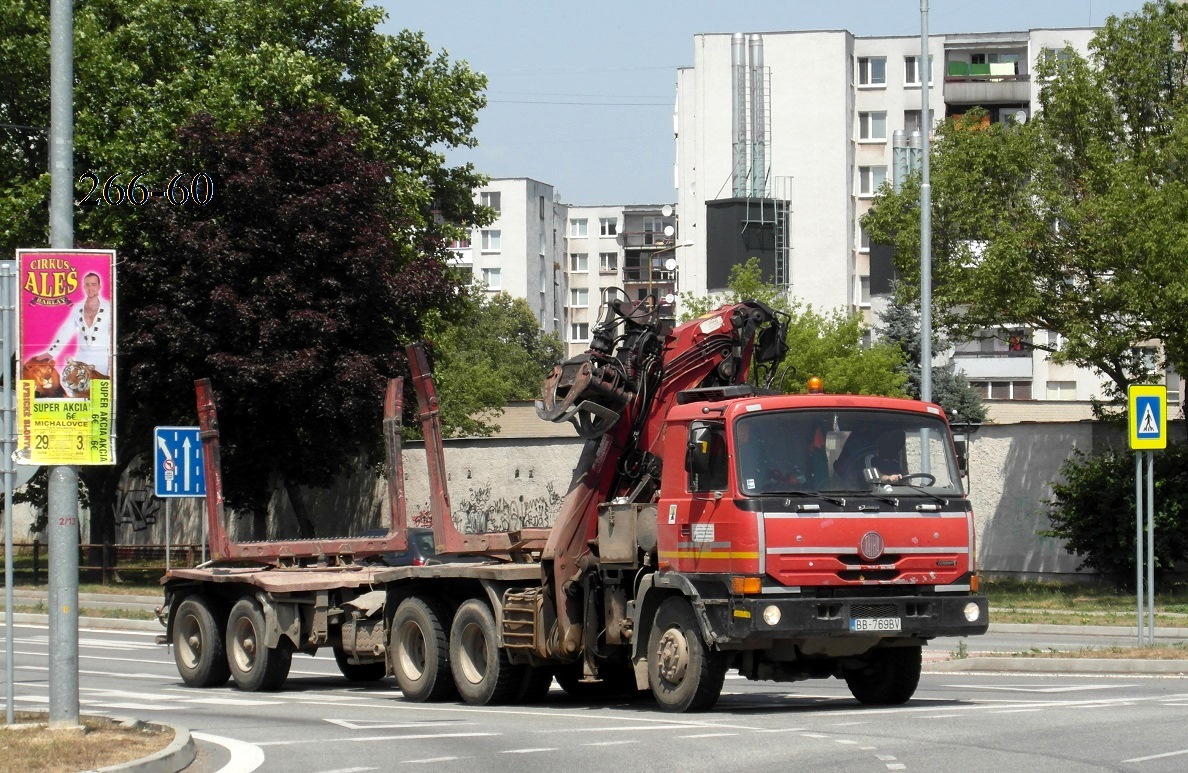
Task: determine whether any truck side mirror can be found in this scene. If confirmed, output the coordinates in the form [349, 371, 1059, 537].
[687, 426, 712, 474]
[953, 434, 969, 476]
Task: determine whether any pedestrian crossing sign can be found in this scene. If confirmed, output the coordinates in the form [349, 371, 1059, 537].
[1128, 385, 1167, 450]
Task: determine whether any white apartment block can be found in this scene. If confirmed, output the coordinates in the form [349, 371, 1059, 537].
[562, 204, 680, 356]
[449, 178, 568, 338]
[674, 27, 1182, 409]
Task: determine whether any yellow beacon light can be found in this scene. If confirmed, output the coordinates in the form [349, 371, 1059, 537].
[807, 376, 824, 394]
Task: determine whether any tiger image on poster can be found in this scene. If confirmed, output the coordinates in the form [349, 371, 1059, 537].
[21, 354, 66, 398]
[61, 359, 106, 399]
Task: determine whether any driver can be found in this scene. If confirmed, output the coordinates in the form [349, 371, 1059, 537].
[872, 431, 905, 483]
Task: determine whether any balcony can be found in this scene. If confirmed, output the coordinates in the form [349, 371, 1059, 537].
[951, 349, 1034, 380]
[617, 231, 675, 249]
[944, 60, 1030, 104]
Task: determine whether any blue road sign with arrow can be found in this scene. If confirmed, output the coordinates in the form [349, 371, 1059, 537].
[154, 426, 206, 497]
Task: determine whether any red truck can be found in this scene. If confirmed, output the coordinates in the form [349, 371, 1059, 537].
[158, 297, 987, 712]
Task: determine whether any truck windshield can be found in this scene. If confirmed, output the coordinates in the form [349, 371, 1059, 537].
[733, 409, 962, 497]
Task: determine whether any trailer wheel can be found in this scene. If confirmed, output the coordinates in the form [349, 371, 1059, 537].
[390, 596, 455, 702]
[226, 597, 293, 692]
[449, 598, 523, 705]
[647, 596, 726, 712]
[843, 645, 922, 705]
[333, 646, 387, 682]
[173, 595, 231, 688]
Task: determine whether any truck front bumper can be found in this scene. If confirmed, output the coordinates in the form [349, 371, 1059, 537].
[714, 593, 989, 643]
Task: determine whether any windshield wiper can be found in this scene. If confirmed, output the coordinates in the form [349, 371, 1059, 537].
[764, 490, 848, 507]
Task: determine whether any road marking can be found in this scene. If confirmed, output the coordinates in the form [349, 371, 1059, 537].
[946, 684, 1130, 693]
[989, 709, 1043, 714]
[835, 739, 859, 745]
[583, 740, 637, 746]
[403, 758, 464, 765]
[193, 732, 266, 773]
[679, 733, 737, 739]
[256, 733, 498, 746]
[314, 768, 377, 772]
[501, 748, 557, 754]
[327, 719, 464, 731]
[1123, 749, 1188, 763]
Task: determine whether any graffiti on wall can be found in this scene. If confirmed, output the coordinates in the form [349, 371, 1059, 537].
[114, 484, 159, 532]
[453, 481, 564, 533]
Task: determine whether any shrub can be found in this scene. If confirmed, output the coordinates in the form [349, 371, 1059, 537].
[1043, 441, 1188, 589]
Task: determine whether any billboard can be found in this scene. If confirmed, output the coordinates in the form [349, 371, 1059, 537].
[15, 249, 116, 465]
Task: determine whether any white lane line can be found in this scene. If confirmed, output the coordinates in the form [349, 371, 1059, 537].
[583, 740, 637, 747]
[1123, 749, 1188, 763]
[803, 733, 831, 738]
[256, 733, 497, 746]
[876, 755, 898, 762]
[501, 748, 557, 754]
[918, 714, 961, 719]
[835, 739, 859, 745]
[193, 732, 266, 773]
[886, 765, 906, 771]
[679, 733, 737, 739]
[755, 727, 806, 733]
[404, 758, 465, 765]
[990, 709, 1043, 714]
[327, 719, 462, 730]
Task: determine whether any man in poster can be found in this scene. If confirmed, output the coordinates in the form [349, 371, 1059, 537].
[16, 249, 116, 465]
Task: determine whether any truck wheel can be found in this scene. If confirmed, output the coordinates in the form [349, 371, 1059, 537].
[226, 597, 293, 692]
[173, 595, 231, 687]
[390, 596, 455, 701]
[843, 646, 922, 705]
[449, 598, 523, 705]
[333, 646, 387, 682]
[516, 666, 554, 703]
[647, 597, 727, 712]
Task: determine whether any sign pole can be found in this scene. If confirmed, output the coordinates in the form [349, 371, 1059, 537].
[1135, 451, 1143, 647]
[3, 260, 16, 726]
[1146, 450, 1155, 645]
[164, 499, 171, 574]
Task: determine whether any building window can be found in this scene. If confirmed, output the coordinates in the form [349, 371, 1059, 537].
[1046, 381, 1077, 400]
[858, 56, 886, 86]
[480, 229, 501, 252]
[569, 218, 588, 238]
[904, 109, 935, 134]
[480, 191, 501, 213]
[570, 322, 589, 342]
[448, 237, 471, 250]
[859, 225, 870, 253]
[858, 275, 871, 306]
[599, 251, 618, 272]
[570, 252, 588, 272]
[599, 218, 618, 237]
[481, 267, 501, 290]
[859, 111, 887, 141]
[904, 55, 933, 85]
[539, 231, 546, 256]
[570, 288, 589, 307]
[858, 166, 887, 196]
[971, 380, 1032, 400]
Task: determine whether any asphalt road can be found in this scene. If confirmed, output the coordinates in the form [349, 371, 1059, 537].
[4, 621, 1188, 772]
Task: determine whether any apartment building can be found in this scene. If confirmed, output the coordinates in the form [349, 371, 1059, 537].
[562, 203, 680, 356]
[673, 27, 1182, 408]
[449, 178, 568, 338]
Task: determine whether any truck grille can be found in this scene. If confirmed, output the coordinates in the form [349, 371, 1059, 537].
[851, 603, 898, 619]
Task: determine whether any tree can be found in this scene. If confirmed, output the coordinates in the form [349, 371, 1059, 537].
[426, 292, 565, 438]
[1, 1, 490, 565]
[877, 290, 987, 424]
[862, 0, 1188, 409]
[681, 259, 908, 397]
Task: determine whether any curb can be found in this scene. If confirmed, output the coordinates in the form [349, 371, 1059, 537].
[926, 656, 1188, 674]
[0, 611, 161, 631]
[94, 718, 195, 773]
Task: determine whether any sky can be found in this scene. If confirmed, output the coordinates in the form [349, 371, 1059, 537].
[381, 0, 1150, 206]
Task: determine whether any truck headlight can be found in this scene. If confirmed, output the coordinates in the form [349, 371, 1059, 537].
[762, 605, 781, 626]
[963, 602, 981, 622]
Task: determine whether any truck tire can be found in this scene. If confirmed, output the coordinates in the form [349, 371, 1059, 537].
[647, 596, 727, 712]
[516, 666, 554, 703]
[226, 597, 293, 692]
[390, 596, 455, 702]
[333, 646, 387, 682]
[172, 595, 231, 688]
[449, 598, 523, 705]
[843, 645, 922, 705]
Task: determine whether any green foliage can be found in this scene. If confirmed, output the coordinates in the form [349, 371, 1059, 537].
[863, 0, 1188, 408]
[681, 259, 908, 396]
[878, 289, 987, 424]
[0, 1, 490, 546]
[1043, 441, 1188, 588]
[426, 292, 565, 437]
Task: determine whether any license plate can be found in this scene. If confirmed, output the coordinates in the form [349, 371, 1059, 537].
[850, 617, 901, 632]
